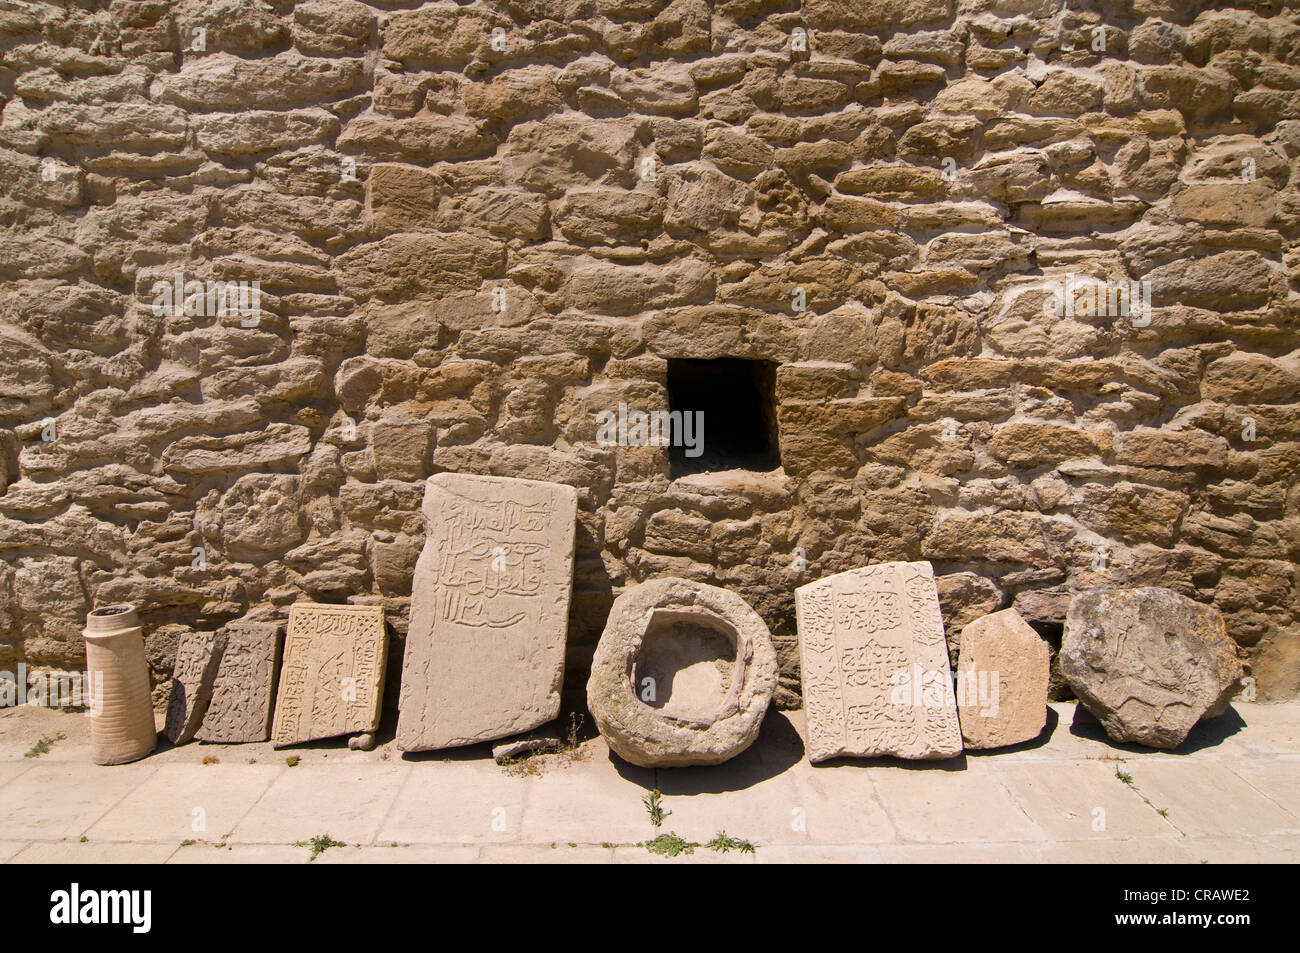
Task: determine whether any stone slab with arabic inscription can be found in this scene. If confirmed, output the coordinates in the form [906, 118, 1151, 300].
[271, 604, 387, 748]
[397, 473, 578, 751]
[796, 561, 962, 762]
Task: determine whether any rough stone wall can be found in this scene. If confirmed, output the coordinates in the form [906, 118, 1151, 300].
[2, 0, 1299, 709]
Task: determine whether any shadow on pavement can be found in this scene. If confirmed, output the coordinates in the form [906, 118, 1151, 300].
[610, 708, 805, 794]
[1067, 702, 1247, 755]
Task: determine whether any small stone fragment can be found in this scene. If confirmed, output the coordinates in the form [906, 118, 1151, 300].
[491, 726, 562, 764]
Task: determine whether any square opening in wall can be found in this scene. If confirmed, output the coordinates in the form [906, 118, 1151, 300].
[666, 358, 780, 477]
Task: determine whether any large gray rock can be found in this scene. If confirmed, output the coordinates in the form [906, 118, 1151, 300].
[397, 473, 578, 751]
[1061, 587, 1244, 750]
[587, 578, 777, 768]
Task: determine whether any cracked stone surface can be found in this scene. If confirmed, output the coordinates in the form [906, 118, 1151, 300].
[163, 629, 225, 745]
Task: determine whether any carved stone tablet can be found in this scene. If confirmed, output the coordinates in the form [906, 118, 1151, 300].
[164, 629, 226, 744]
[397, 473, 578, 751]
[956, 608, 1049, 750]
[796, 561, 962, 762]
[197, 621, 283, 744]
[271, 603, 387, 748]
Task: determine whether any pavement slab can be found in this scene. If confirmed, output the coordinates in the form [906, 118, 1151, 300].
[1114, 760, 1300, 839]
[990, 759, 1175, 841]
[230, 763, 409, 846]
[0, 703, 1294, 863]
[85, 763, 281, 844]
[10, 841, 177, 864]
[0, 762, 159, 841]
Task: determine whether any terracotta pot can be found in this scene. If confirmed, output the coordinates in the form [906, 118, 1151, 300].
[83, 605, 157, 765]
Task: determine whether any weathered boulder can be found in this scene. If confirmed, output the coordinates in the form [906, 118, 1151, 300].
[587, 578, 777, 767]
[1061, 588, 1243, 749]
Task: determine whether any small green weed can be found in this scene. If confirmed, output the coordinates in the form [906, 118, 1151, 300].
[706, 831, 756, 854]
[24, 733, 65, 758]
[294, 833, 345, 861]
[643, 789, 670, 828]
[645, 833, 696, 857]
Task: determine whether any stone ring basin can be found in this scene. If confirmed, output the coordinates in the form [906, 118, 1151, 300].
[587, 577, 778, 767]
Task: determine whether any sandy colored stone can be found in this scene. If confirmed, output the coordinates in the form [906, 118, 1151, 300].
[1061, 587, 1244, 750]
[164, 629, 226, 745]
[397, 474, 578, 751]
[271, 604, 387, 748]
[796, 561, 962, 762]
[587, 577, 778, 768]
[197, 621, 283, 744]
[956, 608, 1049, 750]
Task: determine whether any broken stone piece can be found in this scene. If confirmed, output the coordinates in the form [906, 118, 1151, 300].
[491, 726, 562, 764]
[796, 561, 962, 762]
[164, 629, 226, 745]
[397, 473, 578, 752]
[271, 603, 388, 748]
[1061, 587, 1243, 750]
[956, 608, 1049, 750]
[347, 732, 377, 751]
[587, 577, 778, 768]
[196, 621, 283, 744]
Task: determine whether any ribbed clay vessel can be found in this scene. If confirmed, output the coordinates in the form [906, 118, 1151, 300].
[83, 605, 157, 765]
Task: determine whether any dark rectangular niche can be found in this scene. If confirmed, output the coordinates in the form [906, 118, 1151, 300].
[666, 357, 781, 478]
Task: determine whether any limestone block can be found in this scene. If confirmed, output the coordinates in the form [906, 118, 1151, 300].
[587, 577, 778, 768]
[1061, 587, 1243, 750]
[397, 474, 578, 751]
[796, 561, 962, 762]
[271, 603, 387, 748]
[956, 609, 1049, 750]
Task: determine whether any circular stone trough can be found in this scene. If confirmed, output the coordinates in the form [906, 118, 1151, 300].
[586, 577, 778, 767]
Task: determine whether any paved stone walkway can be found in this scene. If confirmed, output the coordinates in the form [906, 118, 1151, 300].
[0, 701, 1296, 863]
